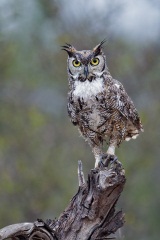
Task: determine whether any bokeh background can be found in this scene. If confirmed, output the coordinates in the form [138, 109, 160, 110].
[0, 0, 159, 239]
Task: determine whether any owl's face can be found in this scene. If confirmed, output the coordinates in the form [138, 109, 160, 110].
[63, 41, 107, 83]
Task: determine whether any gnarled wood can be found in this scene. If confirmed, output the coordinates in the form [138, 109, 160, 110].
[0, 159, 126, 240]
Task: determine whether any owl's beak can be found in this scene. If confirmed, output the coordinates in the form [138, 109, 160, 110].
[84, 66, 89, 79]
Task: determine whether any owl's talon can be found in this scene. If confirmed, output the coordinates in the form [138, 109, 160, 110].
[109, 156, 123, 171]
[97, 159, 105, 169]
[110, 155, 118, 164]
[100, 153, 120, 168]
[98, 153, 112, 167]
[101, 153, 109, 160]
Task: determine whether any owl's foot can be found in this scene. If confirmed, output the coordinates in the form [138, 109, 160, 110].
[98, 153, 119, 168]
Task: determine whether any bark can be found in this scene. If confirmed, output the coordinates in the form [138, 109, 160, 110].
[0, 159, 126, 240]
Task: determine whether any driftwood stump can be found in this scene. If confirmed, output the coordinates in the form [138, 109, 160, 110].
[0, 159, 126, 240]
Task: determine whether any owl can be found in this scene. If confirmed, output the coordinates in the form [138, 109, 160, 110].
[63, 41, 143, 168]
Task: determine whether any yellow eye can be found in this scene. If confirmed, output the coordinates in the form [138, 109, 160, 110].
[90, 58, 99, 66]
[72, 60, 81, 67]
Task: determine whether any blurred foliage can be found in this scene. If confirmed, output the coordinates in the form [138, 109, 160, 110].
[0, 1, 159, 239]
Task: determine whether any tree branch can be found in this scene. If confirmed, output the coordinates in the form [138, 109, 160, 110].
[78, 160, 85, 186]
[0, 159, 126, 240]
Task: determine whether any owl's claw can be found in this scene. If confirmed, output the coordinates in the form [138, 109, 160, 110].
[97, 158, 105, 168]
[109, 155, 123, 171]
[98, 153, 119, 168]
[110, 154, 118, 164]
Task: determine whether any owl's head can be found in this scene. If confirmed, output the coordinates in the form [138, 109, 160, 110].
[62, 40, 107, 83]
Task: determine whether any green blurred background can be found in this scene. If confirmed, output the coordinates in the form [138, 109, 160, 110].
[0, 0, 159, 239]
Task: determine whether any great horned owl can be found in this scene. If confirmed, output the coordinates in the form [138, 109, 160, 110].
[63, 41, 143, 167]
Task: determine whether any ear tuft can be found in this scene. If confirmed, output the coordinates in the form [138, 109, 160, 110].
[61, 43, 77, 57]
[93, 39, 107, 56]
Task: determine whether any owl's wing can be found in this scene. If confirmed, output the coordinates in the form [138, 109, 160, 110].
[105, 78, 143, 131]
[67, 93, 78, 126]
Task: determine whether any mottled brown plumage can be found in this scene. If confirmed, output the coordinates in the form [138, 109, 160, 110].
[63, 41, 143, 167]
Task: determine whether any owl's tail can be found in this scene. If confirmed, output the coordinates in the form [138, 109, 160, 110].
[125, 123, 144, 141]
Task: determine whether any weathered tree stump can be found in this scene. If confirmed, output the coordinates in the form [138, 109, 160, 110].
[0, 159, 126, 240]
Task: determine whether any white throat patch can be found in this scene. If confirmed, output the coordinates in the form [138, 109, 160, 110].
[73, 78, 104, 100]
